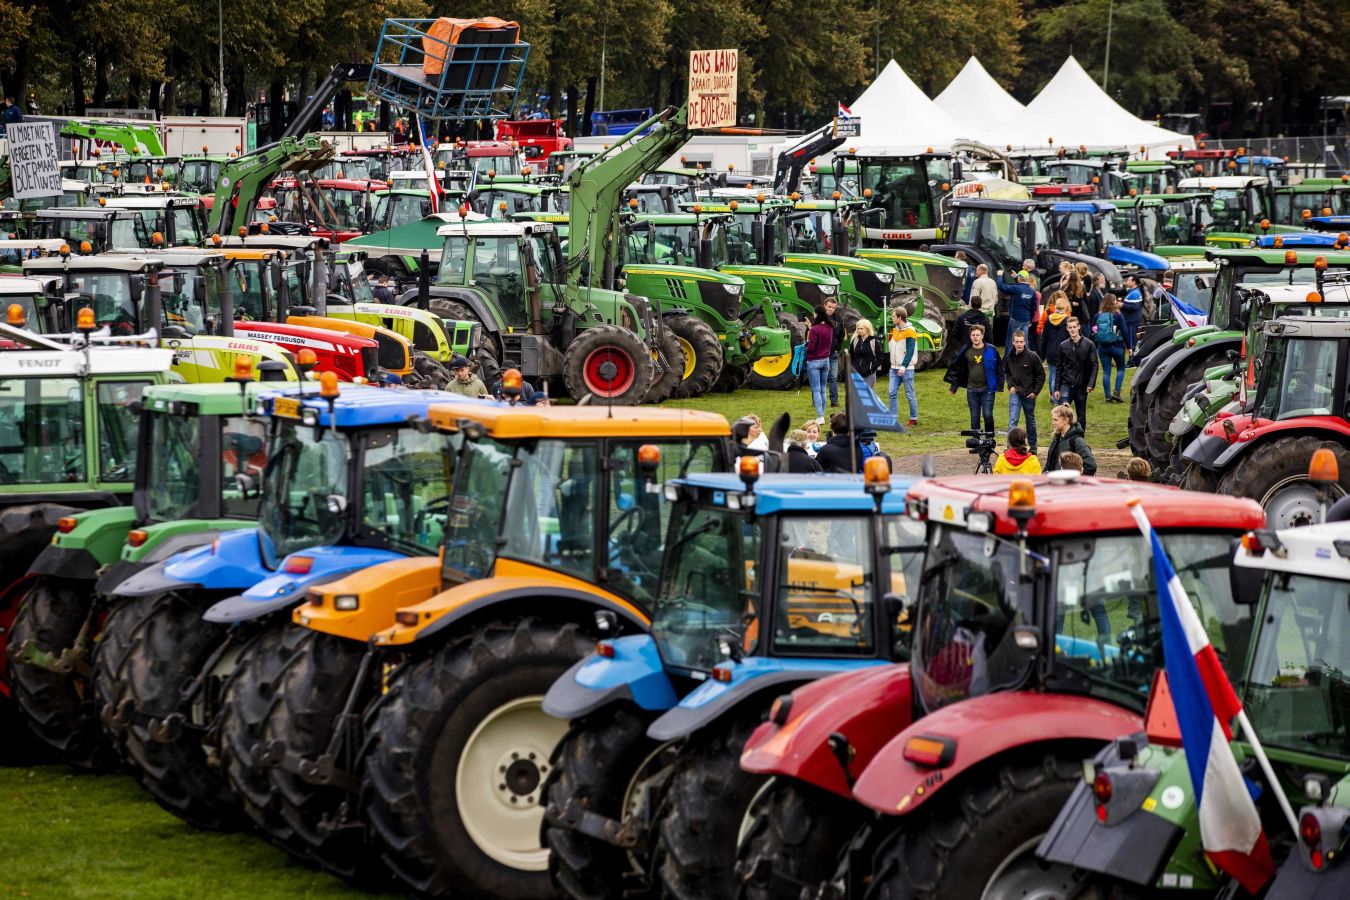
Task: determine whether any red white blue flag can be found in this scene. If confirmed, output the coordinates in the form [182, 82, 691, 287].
[838, 102, 853, 119]
[1132, 503, 1273, 893]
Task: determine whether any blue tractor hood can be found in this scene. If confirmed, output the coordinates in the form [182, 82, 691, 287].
[1107, 244, 1168, 273]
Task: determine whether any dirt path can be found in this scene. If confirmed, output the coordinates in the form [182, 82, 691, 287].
[893, 447, 1136, 478]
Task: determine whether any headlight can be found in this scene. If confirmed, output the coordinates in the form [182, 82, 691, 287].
[875, 272, 894, 284]
[819, 283, 837, 295]
[947, 266, 967, 277]
[722, 283, 742, 295]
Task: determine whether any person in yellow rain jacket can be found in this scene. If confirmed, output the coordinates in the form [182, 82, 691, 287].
[887, 307, 919, 427]
[993, 427, 1043, 475]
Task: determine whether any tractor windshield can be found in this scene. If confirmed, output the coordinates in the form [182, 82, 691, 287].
[227, 260, 268, 321]
[68, 272, 138, 334]
[144, 413, 202, 522]
[1273, 190, 1339, 223]
[1171, 270, 1216, 319]
[222, 416, 268, 518]
[373, 193, 427, 231]
[1157, 200, 1198, 244]
[912, 526, 1031, 713]
[161, 267, 211, 334]
[179, 160, 221, 194]
[478, 189, 539, 218]
[441, 435, 513, 581]
[259, 420, 350, 567]
[652, 504, 762, 672]
[1245, 572, 1350, 760]
[322, 188, 369, 231]
[170, 206, 202, 245]
[862, 160, 936, 230]
[359, 427, 453, 556]
[0, 377, 85, 484]
[772, 515, 883, 657]
[1253, 337, 1343, 421]
[1209, 189, 1244, 230]
[341, 261, 375, 303]
[1052, 532, 1247, 707]
[627, 223, 698, 266]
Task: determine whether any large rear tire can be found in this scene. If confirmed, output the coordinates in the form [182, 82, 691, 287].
[266, 629, 379, 881]
[428, 298, 501, 384]
[563, 324, 655, 406]
[1217, 436, 1350, 529]
[653, 716, 767, 900]
[645, 326, 685, 405]
[864, 755, 1083, 900]
[92, 592, 162, 767]
[666, 315, 723, 400]
[218, 623, 307, 846]
[544, 707, 671, 899]
[1144, 353, 1218, 470]
[735, 779, 858, 900]
[1126, 384, 1150, 458]
[746, 313, 804, 391]
[363, 618, 591, 897]
[8, 578, 109, 769]
[121, 592, 243, 829]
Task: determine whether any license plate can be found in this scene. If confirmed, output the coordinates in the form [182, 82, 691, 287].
[273, 397, 301, 419]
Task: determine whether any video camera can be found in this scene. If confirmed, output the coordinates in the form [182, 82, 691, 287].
[961, 429, 998, 474]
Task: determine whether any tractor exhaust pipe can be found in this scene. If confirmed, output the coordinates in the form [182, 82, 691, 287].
[219, 260, 236, 337]
[418, 250, 430, 310]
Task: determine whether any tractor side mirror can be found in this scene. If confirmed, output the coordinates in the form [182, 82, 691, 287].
[419, 200, 431, 218]
[1229, 539, 1265, 604]
[128, 274, 145, 304]
[832, 156, 845, 185]
[883, 592, 908, 625]
[269, 257, 284, 291]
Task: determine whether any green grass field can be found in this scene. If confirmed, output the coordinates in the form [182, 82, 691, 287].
[0, 766, 398, 899]
[666, 366, 1136, 459]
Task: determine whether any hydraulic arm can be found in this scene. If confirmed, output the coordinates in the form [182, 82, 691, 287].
[60, 120, 166, 157]
[205, 135, 336, 237]
[774, 122, 844, 196]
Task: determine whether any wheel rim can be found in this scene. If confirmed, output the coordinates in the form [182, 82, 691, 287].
[455, 695, 567, 871]
[737, 778, 775, 847]
[675, 336, 696, 380]
[752, 352, 791, 378]
[980, 833, 1081, 900]
[1261, 475, 1345, 529]
[620, 740, 679, 876]
[582, 344, 637, 397]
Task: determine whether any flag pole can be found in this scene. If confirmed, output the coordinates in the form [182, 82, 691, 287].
[1129, 499, 1299, 836]
[1234, 709, 1299, 834]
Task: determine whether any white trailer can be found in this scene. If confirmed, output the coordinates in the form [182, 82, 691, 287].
[160, 117, 247, 156]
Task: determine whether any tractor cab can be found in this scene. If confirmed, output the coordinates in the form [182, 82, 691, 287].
[1166, 147, 1238, 178]
[265, 177, 383, 242]
[1107, 192, 1215, 254]
[1271, 178, 1350, 226]
[810, 158, 860, 199]
[0, 274, 64, 333]
[624, 183, 678, 215]
[851, 150, 954, 245]
[1122, 160, 1181, 195]
[1041, 158, 1129, 198]
[434, 220, 557, 330]
[21, 254, 165, 335]
[433, 140, 521, 188]
[105, 195, 205, 247]
[547, 148, 600, 182]
[178, 154, 228, 196]
[470, 182, 547, 219]
[1178, 175, 1275, 237]
[28, 206, 149, 252]
[370, 189, 433, 232]
[0, 238, 68, 272]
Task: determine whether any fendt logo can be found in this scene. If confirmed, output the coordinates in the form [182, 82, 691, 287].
[15, 358, 60, 368]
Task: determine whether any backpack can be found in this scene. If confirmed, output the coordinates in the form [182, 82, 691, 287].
[1095, 312, 1121, 345]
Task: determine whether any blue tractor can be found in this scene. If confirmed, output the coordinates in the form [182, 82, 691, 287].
[541, 465, 926, 899]
[96, 382, 470, 829]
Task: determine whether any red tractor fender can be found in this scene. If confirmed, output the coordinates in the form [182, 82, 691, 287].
[851, 691, 1142, 816]
[740, 664, 913, 799]
[1214, 415, 1350, 467]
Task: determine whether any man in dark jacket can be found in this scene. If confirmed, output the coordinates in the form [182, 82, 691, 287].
[953, 295, 991, 349]
[1000, 270, 1039, 355]
[824, 297, 846, 408]
[1003, 329, 1045, 453]
[815, 413, 855, 473]
[1053, 317, 1097, 428]
[944, 324, 1002, 433]
[372, 276, 395, 303]
[1046, 404, 1098, 474]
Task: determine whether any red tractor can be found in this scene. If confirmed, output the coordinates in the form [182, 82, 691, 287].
[735, 474, 1265, 899]
[495, 118, 572, 163]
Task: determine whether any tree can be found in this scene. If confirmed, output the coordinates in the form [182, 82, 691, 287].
[876, 0, 1025, 96]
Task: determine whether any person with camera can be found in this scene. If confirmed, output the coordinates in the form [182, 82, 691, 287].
[1046, 404, 1097, 475]
[944, 323, 1002, 434]
[1003, 329, 1045, 453]
[993, 427, 1042, 475]
[1052, 317, 1097, 428]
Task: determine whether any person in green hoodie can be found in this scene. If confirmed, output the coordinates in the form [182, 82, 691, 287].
[887, 306, 919, 426]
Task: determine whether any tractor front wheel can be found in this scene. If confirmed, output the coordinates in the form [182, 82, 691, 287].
[746, 312, 804, 391]
[92, 592, 163, 766]
[712, 362, 750, 394]
[544, 707, 673, 899]
[563, 325, 655, 406]
[653, 716, 768, 900]
[735, 779, 858, 900]
[1218, 436, 1350, 529]
[429, 298, 501, 385]
[865, 754, 1083, 900]
[666, 315, 723, 399]
[8, 578, 109, 769]
[121, 592, 244, 829]
[362, 618, 591, 897]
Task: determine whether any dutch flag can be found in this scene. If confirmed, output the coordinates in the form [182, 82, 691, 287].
[1163, 290, 1208, 329]
[838, 102, 853, 119]
[1131, 502, 1274, 894]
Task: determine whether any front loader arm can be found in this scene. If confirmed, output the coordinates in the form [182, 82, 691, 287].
[59, 120, 165, 157]
[774, 122, 844, 197]
[206, 134, 336, 237]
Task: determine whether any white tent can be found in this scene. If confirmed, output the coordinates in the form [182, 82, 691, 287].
[933, 57, 1025, 130]
[849, 59, 973, 152]
[975, 56, 1193, 153]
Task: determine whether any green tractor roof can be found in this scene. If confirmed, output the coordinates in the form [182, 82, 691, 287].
[1206, 247, 1350, 267]
[141, 381, 272, 415]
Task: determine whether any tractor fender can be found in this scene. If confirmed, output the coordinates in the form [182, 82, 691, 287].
[202, 545, 406, 623]
[375, 558, 651, 647]
[542, 633, 678, 721]
[647, 658, 890, 743]
[740, 663, 914, 800]
[113, 528, 265, 598]
[1146, 337, 1238, 396]
[851, 691, 1142, 816]
[294, 556, 443, 641]
[1211, 418, 1350, 469]
[1106, 244, 1168, 274]
[0, 501, 86, 538]
[28, 506, 137, 579]
[1133, 338, 1182, 389]
[1179, 432, 1229, 472]
[1037, 735, 1194, 890]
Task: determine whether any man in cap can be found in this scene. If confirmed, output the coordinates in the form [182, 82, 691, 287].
[1001, 269, 1039, 356]
[445, 354, 489, 398]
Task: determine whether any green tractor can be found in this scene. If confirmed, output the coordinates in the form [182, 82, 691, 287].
[7, 381, 272, 768]
[1107, 192, 1217, 259]
[0, 316, 172, 753]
